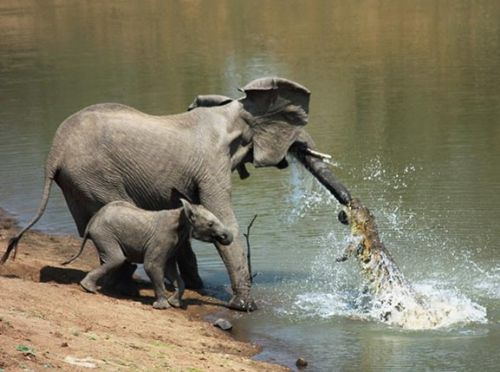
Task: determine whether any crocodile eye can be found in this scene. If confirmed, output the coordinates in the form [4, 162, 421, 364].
[338, 210, 349, 225]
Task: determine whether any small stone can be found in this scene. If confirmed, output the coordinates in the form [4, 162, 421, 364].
[296, 357, 308, 368]
[60, 342, 69, 348]
[213, 318, 232, 331]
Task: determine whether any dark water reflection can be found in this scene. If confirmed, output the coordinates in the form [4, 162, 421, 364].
[1, 1, 499, 370]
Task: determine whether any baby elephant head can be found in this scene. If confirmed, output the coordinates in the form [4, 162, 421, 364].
[180, 199, 233, 246]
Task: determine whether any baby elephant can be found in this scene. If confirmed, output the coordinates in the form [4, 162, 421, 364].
[62, 200, 233, 309]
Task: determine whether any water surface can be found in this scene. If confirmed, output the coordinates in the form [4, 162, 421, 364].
[1, 1, 499, 370]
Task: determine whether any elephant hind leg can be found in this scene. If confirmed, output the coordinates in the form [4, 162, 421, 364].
[102, 262, 140, 297]
[60, 187, 100, 237]
[81, 239, 126, 294]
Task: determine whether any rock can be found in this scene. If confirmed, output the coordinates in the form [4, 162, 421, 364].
[296, 357, 308, 368]
[213, 318, 232, 331]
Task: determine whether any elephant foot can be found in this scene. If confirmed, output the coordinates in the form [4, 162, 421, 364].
[80, 278, 97, 293]
[167, 295, 183, 308]
[227, 295, 257, 312]
[153, 298, 170, 310]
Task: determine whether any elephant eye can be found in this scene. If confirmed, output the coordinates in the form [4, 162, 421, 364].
[208, 222, 214, 228]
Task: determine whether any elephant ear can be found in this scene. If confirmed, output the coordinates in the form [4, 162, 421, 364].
[187, 94, 233, 111]
[239, 77, 311, 167]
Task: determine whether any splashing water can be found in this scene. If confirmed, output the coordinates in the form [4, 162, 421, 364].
[286, 157, 340, 222]
[282, 232, 488, 330]
[356, 250, 487, 330]
[281, 160, 488, 330]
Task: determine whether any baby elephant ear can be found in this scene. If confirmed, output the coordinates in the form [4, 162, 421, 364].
[180, 198, 195, 221]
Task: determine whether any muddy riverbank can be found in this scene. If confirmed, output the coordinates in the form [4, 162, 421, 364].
[0, 208, 287, 371]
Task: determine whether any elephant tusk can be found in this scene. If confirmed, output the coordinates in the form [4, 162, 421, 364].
[305, 148, 340, 168]
[304, 148, 333, 160]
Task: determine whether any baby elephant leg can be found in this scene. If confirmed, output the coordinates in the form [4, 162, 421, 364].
[144, 254, 170, 309]
[164, 257, 185, 308]
[103, 262, 140, 297]
[81, 239, 127, 293]
[176, 239, 203, 289]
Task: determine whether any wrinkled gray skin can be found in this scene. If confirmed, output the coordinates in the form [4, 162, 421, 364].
[62, 199, 233, 309]
[1, 77, 351, 311]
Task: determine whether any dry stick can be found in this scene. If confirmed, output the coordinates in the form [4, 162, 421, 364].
[243, 214, 258, 283]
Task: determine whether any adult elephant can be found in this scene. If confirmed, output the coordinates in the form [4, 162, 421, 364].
[1, 77, 351, 311]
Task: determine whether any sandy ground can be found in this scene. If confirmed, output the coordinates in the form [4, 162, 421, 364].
[0, 208, 288, 371]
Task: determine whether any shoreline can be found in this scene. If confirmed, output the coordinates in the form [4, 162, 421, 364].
[0, 207, 288, 371]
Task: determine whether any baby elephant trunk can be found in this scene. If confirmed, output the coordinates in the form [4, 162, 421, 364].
[191, 222, 233, 246]
[214, 229, 233, 246]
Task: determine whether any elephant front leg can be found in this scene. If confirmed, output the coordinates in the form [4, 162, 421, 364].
[176, 239, 203, 289]
[144, 253, 170, 310]
[200, 192, 256, 311]
[220, 236, 257, 312]
[164, 258, 185, 308]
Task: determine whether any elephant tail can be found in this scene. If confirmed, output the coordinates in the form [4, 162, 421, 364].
[1, 172, 55, 264]
[61, 219, 93, 266]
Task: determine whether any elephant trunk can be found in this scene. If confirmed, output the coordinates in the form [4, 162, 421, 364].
[289, 140, 352, 206]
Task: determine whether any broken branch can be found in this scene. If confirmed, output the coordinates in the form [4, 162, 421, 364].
[243, 214, 258, 283]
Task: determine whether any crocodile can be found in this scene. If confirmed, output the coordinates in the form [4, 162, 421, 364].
[336, 198, 437, 327]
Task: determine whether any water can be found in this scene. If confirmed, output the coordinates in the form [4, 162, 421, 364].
[1, 1, 499, 370]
